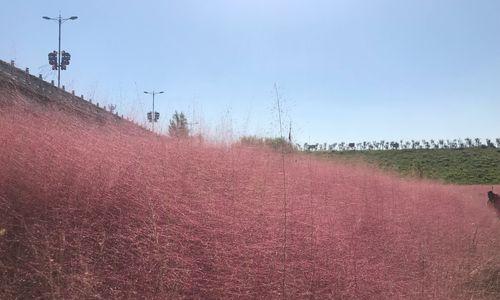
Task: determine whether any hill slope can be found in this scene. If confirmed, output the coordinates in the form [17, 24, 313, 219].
[0, 59, 135, 125]
[1, 95, 499, 299]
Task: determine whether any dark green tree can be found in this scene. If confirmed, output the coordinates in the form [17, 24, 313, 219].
[168, 111, 189, 138]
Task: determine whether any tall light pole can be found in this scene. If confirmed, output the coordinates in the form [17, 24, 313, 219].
[43, 14, 78, 88]
[144, 91, 164, 133]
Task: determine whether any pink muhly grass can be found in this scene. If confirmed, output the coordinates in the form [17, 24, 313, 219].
[0, 96, 499, 299]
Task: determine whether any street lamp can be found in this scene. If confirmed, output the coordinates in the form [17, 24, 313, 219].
[42, 14, 78, 88]
[144, 90, 165, 133]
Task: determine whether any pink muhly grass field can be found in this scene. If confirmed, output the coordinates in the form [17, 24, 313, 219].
[1, 96, 499, 299]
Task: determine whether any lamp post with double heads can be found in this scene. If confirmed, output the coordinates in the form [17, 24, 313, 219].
[144, 90, 164, 133]
[43, 14, 78, 88]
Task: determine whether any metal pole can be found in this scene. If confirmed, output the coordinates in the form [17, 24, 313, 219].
[57, 14, 62, 88]
[152, 92, 155, 133]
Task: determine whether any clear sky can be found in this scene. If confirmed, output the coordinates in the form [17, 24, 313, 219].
[1, 0, 499, 144]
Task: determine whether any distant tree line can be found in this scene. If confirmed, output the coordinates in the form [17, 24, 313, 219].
[301, 138, 500, 152]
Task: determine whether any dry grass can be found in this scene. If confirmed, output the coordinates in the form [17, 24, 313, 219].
[1, 91, 499, 299]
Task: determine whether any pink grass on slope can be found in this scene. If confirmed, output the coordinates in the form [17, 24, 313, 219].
[1, 97, 499, 299]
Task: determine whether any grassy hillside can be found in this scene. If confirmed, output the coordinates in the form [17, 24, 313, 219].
[2, 97, 500, 299]
[315, 148, 500, 184]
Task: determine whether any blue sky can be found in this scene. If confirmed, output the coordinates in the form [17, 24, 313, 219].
[1, 0, 499, 143]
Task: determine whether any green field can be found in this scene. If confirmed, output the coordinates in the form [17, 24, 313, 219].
[314, 148, 500, 185]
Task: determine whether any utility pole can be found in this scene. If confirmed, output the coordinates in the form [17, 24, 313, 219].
[144, 90, 164, 133]
[188, 106, 199, 135]
[43, 14, 78, 88]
